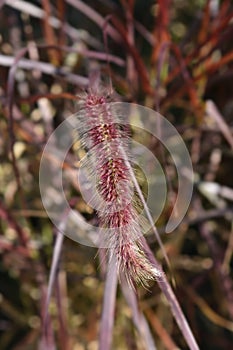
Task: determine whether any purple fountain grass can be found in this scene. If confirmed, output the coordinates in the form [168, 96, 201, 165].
[77, 85, 162, 287]
[77, 81, 199, 350]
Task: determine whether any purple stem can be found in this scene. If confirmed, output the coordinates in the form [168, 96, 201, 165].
[142, 238, 200, 350]
[121, 274, 157, 350]
[99, 254, 118, 350]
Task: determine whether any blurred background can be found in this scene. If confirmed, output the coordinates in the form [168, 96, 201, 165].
[0, 0, 233, 349]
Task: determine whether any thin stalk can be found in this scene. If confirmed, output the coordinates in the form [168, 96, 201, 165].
[142, 238, 199, 350]
[121, 273, 157, 350]
[99, 254, 118, 350]
[44, 230, 64, 326]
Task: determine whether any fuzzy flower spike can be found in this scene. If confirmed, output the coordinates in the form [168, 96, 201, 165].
[76, 84, 163, 287]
